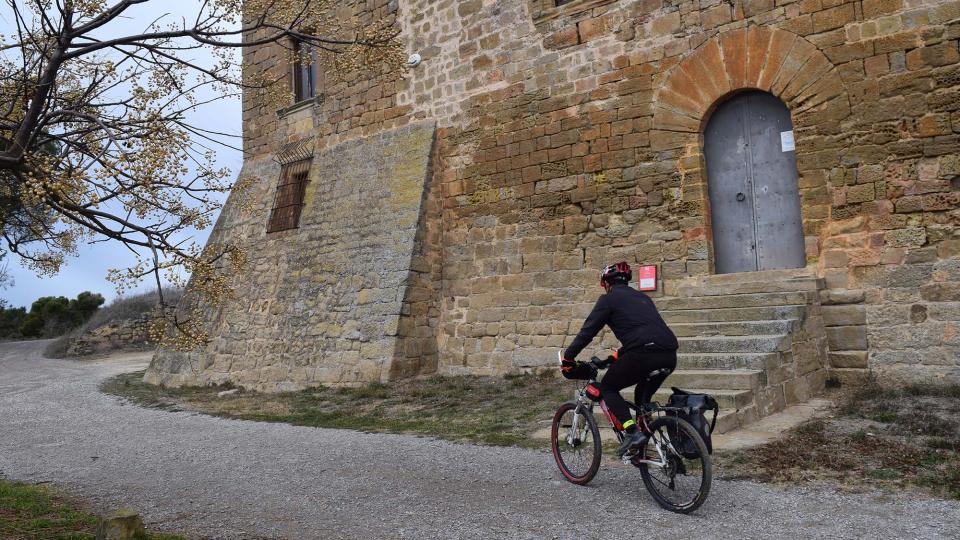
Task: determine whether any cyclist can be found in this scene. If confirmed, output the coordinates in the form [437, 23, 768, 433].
[560, 262, 679, 457]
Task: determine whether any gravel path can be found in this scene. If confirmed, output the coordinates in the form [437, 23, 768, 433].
[1, 340, 959, 539]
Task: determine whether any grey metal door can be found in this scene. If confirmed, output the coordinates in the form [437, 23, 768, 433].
[704, 91, 805, 274]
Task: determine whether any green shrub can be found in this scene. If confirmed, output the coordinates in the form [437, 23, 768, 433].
[0, 292, 105, 340]
[18, 293, 105, 338]
[0, 305, 26, 338]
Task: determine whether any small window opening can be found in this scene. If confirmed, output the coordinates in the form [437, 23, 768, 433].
[555, 0, 577, 6]
[292, 40, 320, 102]
[267, 159, 312, 233]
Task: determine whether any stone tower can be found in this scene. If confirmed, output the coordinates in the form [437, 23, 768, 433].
[147, 0, 960, 401]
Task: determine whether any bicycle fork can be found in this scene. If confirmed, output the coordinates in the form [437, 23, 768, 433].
[567, 391, 592, 446]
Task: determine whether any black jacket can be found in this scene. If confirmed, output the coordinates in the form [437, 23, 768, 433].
[563, 283, 678, 360]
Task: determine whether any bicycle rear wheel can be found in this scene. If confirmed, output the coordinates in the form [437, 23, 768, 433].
[551, 402, 601, 485]
[636, 416, 711, 513]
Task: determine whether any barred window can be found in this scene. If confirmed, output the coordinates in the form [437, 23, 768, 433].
[267, 159, 312, 233]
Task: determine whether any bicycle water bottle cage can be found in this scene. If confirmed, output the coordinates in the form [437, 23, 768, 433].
[584, 382, 602, 402]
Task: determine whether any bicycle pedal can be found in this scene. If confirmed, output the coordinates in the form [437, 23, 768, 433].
[620, 448, 640, 464]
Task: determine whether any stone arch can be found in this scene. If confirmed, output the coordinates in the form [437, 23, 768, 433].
[651, 26, 851, 273]
[652, 26, 850, 137]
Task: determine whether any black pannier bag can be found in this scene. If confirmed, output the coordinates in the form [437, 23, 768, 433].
[666, 387, 719, 458]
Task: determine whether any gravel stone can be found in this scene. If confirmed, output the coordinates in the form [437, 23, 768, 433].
[1, 341, 959, 539]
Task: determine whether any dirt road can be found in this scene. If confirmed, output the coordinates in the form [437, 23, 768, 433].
[1, 340, 958, 539]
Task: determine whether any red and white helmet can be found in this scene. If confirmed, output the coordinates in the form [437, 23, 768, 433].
[600, 261, 632, 288]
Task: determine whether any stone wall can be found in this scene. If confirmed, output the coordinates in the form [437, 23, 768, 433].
[146, 122, 438, 391]
[241, 0, 411, 157]
[398, 0, 959, 381]
[148, 0, 960, 389]
[65, 315, 153, 357]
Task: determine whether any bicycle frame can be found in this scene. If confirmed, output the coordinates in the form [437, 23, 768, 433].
[568, 382, 674, 468]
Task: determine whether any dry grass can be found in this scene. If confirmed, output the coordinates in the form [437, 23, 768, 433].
[101, 370, 575, 448]
[717, 380, 960, 500]
[102, 370, 960, 500]
[0, 478, 184, 540]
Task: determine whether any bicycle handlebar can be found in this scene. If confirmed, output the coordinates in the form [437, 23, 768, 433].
[589, 356, 614, 370]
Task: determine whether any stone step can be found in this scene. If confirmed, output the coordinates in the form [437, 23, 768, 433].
[674, 278, 824, 297]
[670, 320, 796, 337]
[677, 352, 784, 370]
[678, 334, 791, 354]
[656, 291, 812, 311]
[664, 368, 763, 391]
[652, 387, 755, 410]
[697, 268, 817, 286]
[669, 268, 823, 297]
[662, 305, 805, 323]
[713, 409, 741, 434]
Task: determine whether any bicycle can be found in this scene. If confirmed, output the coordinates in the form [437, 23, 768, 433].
[550, 355, 712, 513]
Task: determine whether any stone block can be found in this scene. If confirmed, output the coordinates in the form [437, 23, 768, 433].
[828, 368, 871, 386]
[870, 349, 921, 366]
[928, 302, 960, 321]
[578, 16, 612, 42]
[823, 304, 867, 326]
[937, 240, 960, 258]
[920, 347, 957, 366]
[743, 0, 775, 17]
[870, 322, 947, 350]
[827, 325, 868, 351]
[829, 351, 869, 368]
[862, 0, 903, 18]
[544, 27, 579, 50]
[921, 283, 960, 302]
[917, 114, 952, 137]
[904, 247, 937, 264]
[885, 227, 927, 247]
[702, 4, 732, 29]
[906, 43, 960, 71]
[821, 289, 866, 305]
[783, 371, 822, 404]
[846, 183, 876, 203]
[813, 3, 856, 32]
[96, 509, 146, 540]
[756, 385, 786, 417]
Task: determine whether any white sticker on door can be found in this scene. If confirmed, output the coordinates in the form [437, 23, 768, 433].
[780, 130, 795, 152]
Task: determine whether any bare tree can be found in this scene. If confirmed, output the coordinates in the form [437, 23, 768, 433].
[0, 0, 402, 348]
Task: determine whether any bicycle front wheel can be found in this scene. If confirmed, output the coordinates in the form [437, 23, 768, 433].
[637, 416, 712, 513]
[551, 402, 601, 485]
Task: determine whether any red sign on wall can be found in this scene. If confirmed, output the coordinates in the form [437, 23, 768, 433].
[637, 265, 657, 291]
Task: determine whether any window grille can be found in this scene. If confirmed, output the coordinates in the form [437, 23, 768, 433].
[266, 159, 312, 233]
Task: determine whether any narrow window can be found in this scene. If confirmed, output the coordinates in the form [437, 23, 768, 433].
[267, 159, 312, 233]
[555, 0, 576, 6]
[292, 40, 320, 102]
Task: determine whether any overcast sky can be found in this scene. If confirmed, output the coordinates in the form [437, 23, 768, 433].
[0, 3, 243, 308]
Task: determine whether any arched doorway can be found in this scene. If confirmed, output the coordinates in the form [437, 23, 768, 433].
[704, 91, 805, 274]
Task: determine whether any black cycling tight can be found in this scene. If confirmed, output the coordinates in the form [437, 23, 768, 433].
[599, 349, 677, 426]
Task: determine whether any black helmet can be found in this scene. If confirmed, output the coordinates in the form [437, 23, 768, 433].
[600, 261, 632, 288]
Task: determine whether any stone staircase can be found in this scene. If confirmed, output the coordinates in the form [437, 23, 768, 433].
[639, 269, 829, 434]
